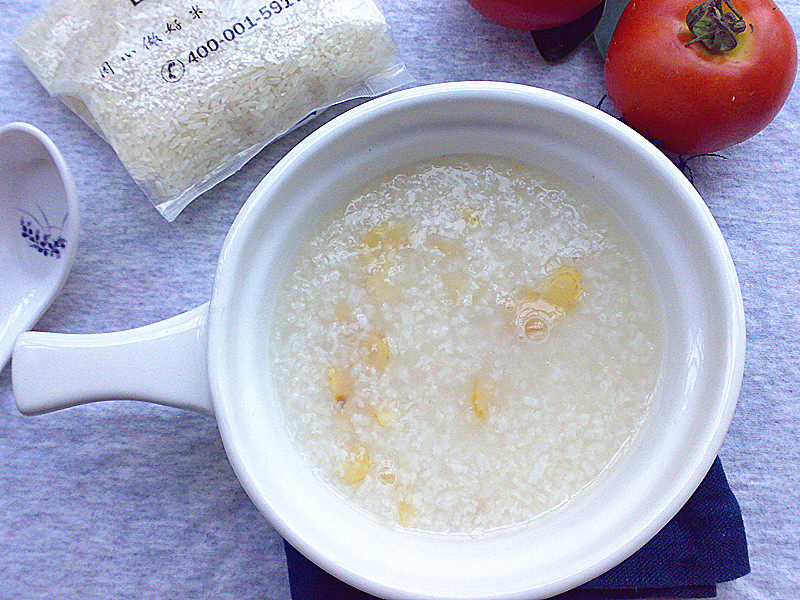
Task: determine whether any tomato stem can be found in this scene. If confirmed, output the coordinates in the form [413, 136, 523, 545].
[685, 0, 747, 53]
[721, 0, 743, 21]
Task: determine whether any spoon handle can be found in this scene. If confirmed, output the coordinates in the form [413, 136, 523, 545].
[11, 304, 212, 416]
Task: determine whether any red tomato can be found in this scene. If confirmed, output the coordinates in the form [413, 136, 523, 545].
[604, 0, 797, 155]
[466, 0, 603, 30]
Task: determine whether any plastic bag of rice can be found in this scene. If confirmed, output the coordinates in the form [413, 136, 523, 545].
[15, 0, 410, 220]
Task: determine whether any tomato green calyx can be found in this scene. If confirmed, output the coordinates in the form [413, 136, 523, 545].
[685, 0, 747, 53]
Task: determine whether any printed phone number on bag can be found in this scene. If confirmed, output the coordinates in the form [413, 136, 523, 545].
[98, 1, 299, 80]
[186, 0, 301, 65]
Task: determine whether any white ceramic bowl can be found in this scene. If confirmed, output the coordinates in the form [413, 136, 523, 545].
[13, 82, 745, 600]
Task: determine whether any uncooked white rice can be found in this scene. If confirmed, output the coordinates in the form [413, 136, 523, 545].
[15, 0, 409, 219]
[270, 155, 664, 534]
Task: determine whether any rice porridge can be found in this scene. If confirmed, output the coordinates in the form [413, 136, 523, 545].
[269, 155, 663, 534]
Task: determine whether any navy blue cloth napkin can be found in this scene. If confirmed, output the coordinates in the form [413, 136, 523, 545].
[284, 457, 749, 600]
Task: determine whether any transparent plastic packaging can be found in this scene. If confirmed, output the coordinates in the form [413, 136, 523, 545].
[15, 0, 410, 220]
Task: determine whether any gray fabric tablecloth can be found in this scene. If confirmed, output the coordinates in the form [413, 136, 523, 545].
[1, 1, 798, 598]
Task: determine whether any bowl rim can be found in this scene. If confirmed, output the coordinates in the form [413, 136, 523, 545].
[207, 81, 746, 599]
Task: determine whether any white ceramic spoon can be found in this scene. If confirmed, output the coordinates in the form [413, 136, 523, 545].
[0, 123, 79, 370]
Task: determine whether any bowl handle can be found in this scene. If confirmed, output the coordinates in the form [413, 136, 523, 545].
[11, 304, 212, 416]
